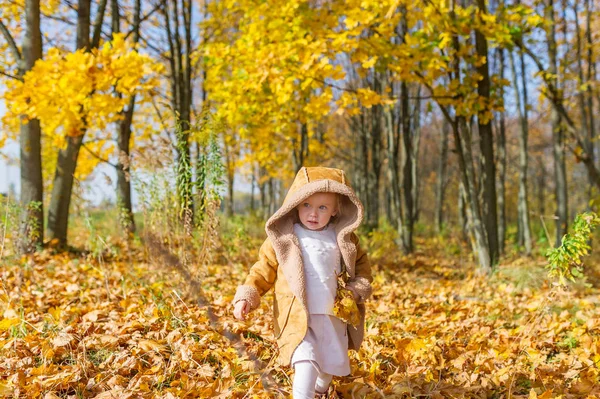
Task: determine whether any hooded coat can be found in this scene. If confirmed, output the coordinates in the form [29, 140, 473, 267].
[233, 167, 373, 366]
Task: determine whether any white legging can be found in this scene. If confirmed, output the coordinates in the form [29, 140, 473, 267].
[292, 360, 333, 398]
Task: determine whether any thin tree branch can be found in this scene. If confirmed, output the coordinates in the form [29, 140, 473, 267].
[0, 69, 22, 81]
[91, 0, 108, 48]
[41, 12, 77, 26]
[123, 1, 162, 41]
[82, 143, 117, 168]
[151, 95, 176, 149]
[0, 18, 22, 67]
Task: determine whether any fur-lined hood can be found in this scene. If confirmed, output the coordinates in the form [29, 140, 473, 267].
[233, 166, 372, 366]
[265, 166, 364, 307]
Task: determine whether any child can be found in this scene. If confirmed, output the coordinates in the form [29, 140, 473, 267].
[233, 167, 373, 398]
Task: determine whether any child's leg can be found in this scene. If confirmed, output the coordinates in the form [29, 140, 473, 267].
[293, 361, 333, 398]
[293, 361, 319, 398]
[315, 372, 333, 394]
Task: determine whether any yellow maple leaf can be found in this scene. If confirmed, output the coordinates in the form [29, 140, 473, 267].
[332, 276, 360, 327]
[0, 318, 20, 330]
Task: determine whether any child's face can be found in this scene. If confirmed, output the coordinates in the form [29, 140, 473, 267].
[296, 192, 338, 231]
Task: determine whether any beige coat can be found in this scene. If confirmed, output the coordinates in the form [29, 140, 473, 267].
[234, 167, 373, 366]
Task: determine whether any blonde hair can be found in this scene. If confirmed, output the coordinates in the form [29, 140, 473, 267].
[335, 193, 343, 217]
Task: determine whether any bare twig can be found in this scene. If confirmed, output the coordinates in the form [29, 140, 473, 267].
[0, 18, 22, 66]
[81, 143, 117, 168]
[0, 69, 22, 81]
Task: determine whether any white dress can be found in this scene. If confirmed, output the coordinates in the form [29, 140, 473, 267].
[290, 223, 351, 376]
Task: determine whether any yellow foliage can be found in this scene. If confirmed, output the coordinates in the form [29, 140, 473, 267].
[2, 34, 162, 142]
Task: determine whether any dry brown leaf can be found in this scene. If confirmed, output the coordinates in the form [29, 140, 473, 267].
[52, 332, 74, 347]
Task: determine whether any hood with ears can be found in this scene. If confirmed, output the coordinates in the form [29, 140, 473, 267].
[265, 166, 364, 305]
[233, 166, 371, 366]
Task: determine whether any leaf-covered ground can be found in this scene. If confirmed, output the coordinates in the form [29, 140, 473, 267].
[0, 238, 599, 398]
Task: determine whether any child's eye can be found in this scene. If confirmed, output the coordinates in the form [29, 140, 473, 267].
[319, 205, 327, 210]
[303, 203, 310, 207]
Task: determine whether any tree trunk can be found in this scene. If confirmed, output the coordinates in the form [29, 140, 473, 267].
[398, 9, 413, 251]
[536, 156, 546, 217]
[385, 87, 402, 231]
[458, 180, 467, 241]
[475, 0, 499, 265]
[399, 80, 413, 252]
[195, 141, 207, 218]
[516, 15, 600, 192]
[367, 75, 383, 229]
[455, 117, 491, 273]
[586, 0, 597, 173]
[250, 171, 256, 212]
[164, 0, 194, 227]
[509, 49, 532, 255]
[117, 104, 135, 234]
[115, 0, 139, 235]
[496, 48, 507, 256]
[195, 62, 208, 219]
[292, 122, 309, 173]
[18, 0, 44, 253]
[411, 87, 421, 224]
[545, 0, 568, 246]
[573, 0, 595, 203]
[223, 136, 235, 216]
[47, 0, 91, 246]
[435, 119, 449, 234]
[226, 172, 234, 216]
[47, 135, 84, 244]
[258, 166, 268, 219]
[268, 178, 276, 216]
[355, 112, 370, 227]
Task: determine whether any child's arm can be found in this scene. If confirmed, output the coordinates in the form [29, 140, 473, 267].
[346, 233, 373, 303]
[233, 238, 279, 315]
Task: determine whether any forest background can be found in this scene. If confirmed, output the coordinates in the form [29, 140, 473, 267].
[1, 0, 600, 397]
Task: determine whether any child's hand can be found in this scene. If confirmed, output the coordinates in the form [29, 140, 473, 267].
[233, 300, 250, 320]
[346, 286, 359, 302]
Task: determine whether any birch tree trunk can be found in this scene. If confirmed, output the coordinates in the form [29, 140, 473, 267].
[509, 49, 532, 255]
[456, 117, 492, 273]
[545, 0, 568, 246]
[435, 120, 449, 234]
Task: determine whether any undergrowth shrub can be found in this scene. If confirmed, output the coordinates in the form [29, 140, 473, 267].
[0, 195, 26, 259]
[137, 114, 225, 280]
[220, 213, 266, 265]
[546, 211, 600, 285]
[360, 219, 400, 265]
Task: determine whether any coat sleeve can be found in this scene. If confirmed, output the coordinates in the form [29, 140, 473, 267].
[233, 238, 279, 311]
[346, 233, 373, 303]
